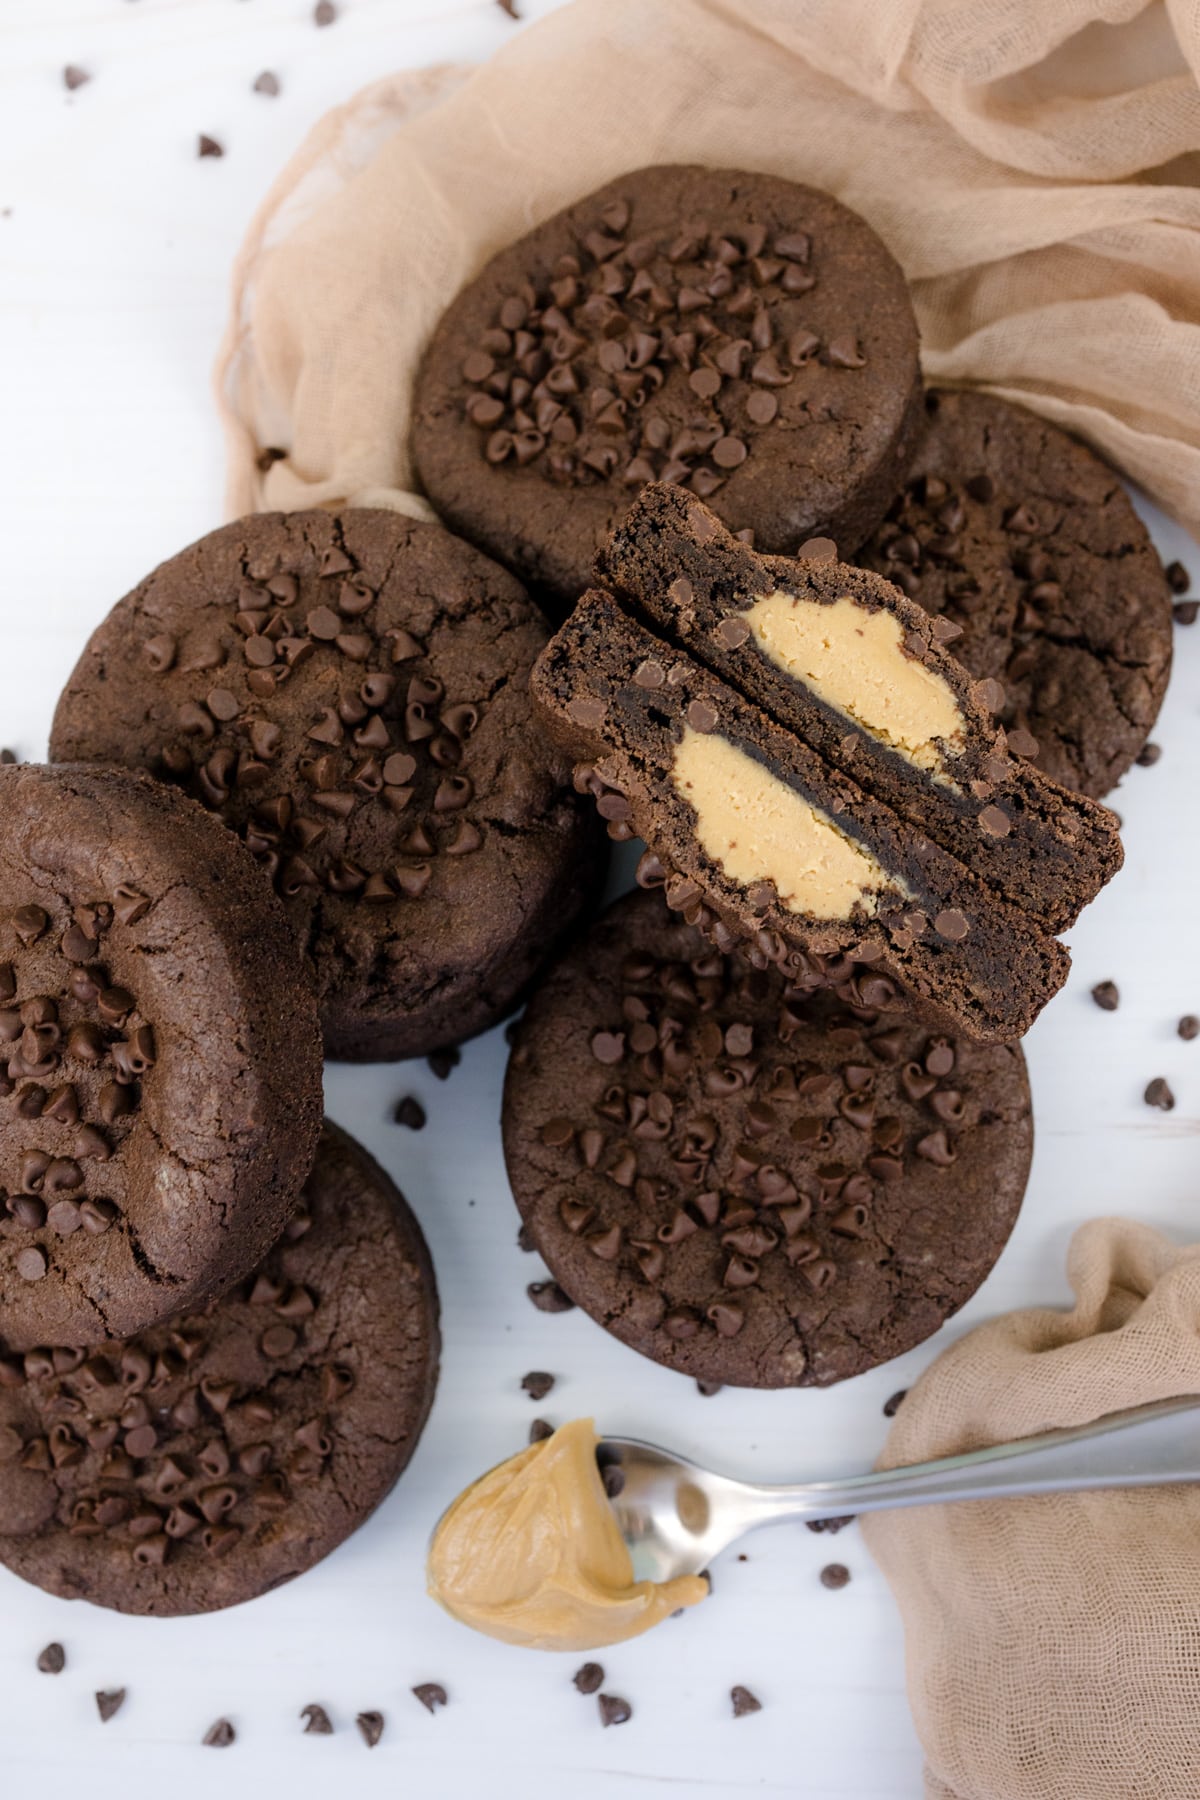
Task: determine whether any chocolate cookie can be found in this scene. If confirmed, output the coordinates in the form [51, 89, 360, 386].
[503, 890, 1031, 1387]
[856, 390, 1173, 798]
[0, 1121, 440, 1615]
[0, 764, 322, 1351]
[411, 165, 922, 610]
[50, 511, 605, 1060]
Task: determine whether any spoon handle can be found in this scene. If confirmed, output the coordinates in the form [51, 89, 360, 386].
[761, 1394, 1200, 1519]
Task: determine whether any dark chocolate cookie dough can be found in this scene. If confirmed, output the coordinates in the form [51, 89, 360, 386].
[412, 165, 922, 610]
[856, 390, 1173, 798]
[0, 764, 322, 1351]
[0, 1121, 440, 1615]
[503, 890, 1031, 1388]
[50, 511, 605, 1060]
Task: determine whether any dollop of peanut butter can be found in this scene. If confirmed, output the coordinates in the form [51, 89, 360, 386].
[426, 1419, 708, 1651]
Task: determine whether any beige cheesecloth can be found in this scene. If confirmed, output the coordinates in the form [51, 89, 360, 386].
[214, 9, 1200, 1793]
[216, 0, 1200, 536]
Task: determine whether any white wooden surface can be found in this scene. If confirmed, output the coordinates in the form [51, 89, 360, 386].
[0, 4, 1198, 1796]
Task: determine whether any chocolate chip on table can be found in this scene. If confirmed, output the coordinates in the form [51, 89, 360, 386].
[428, 1048, 461, 1080]
[412, 1684, 448, 1714]
[1136, 743, 1162, 767]
[820, 1563, 851, 1590]
[63, 66, 90, 91]
[203, 1719, 236, 1748]
[598, 1694, 632, 1728]
[197, 135, 224, 159]
[496, 0, 520, 14]
[527, 1279, 575, 1313]
[1179, 1016, 1199, 1041]
[696, 1380, 723, 1397]
[805, 1515, 854, 1535]
[1166, 560, 1190, 594]
[301, 1703, 333, 1735]
[883, 1389, 908, 1417]
[0, 749, 16, 764]
[521, 1370, 555, 1400]
[529, 1418, 554, 1443]
[1145, 1078, 1175, 1111]
[314, 0, 337, 22]
[95, 1689, 126, 1723]
[393, 1096, 427, 1130]
[730, 1685, 762, 1718]
[517, 1223, 535, 1253]
[574, 1663, 605, 1695]
[1174, 601, 1199, 625]
[36, 1643, 65, 1674]
[253, 71, 280, 97]
[1091, 980, 1120, 1012]
[356, 1711, 385, 1748]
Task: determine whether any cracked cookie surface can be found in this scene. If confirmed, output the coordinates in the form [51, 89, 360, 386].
[0, 764, 322, 1350]
[503, 889, 1030, 1388]
[856, 389, 1173, 798]
[0, 1121, 439, 1614]
[50, 510, 606, 1060]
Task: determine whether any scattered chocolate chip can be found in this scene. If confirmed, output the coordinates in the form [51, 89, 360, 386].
[356, 1711, 384, 1749]
[516, 1222, 535, 1253]
[1091, 980, 1120, 1012]
[301, 1703, 333, 1735]
[314, 0, 337, 21]
[197, 135, 224, 159]
[95, 1689, 126, 1723]
[574, 1662, 605, 1694]
[528, 1280, 575, 1313]
[37, 1642, 65, 1674]
[0, 749, 16, 764]
[203, 1719, 236, 1748]
[496, 0, 520, 14]
[428, 1048, 461, 1080]
[731, 1685, 762, 1718]
[820, 1562, 851, 1590]
[805, 1515, 855, 1535]
[598, 1693, 632, 1728]
[412, 1683, 448, 1714]
[1167, 560, 1190, 594]
[1144, 1077, 1175, 1111]
[1179, 1015, 1199, 1041]
[253, 71, 280, 97]
[696, 1379, 723, 1397]
[1136, 743, 1162, 767]
[63, 66, 91, 91]
[529, 1417, 554, 1443]
[883, 1389, 907, 1417]
[1174, 601, 1198, 625]
[521, 1370, 555, 1400]
[393, 1096, 426, 1130]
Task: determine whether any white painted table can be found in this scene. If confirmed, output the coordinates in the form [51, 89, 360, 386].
[0, 4, 1197, 1795]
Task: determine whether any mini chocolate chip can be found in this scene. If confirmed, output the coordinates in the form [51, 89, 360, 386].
[1145, 1077, 1175, 1111]
[529, 1417, 554, 1443]
[978, 804, 1011, 837]
[37, 1643, 65, 1674]
[1091, 980, 1120, 1011]
[598, 1694, 632, 1728]
[198, 135, 224, 159]
[745, 389, 778, 424]
[16, 1246, 47, 1282]
[412, 1683, 448, 1714]
[428, 1047, 461, 1080]
[203, 1719, 236, 1748]
[883, 1389, 907, 1417]
[301, 1703, 333, 1735]
[731, 1686, 762, 1718]
[820, 1563, 851, 1590]
[315, 0, 337, 21]
[253, 70, 281, 97]
[1136, 742, 1162, 767]
[805, 1515, 855, 1534]
[393, 1096, 426, 1130]
[686, 699, 718, 733]
[933, 909, 969, 942]
[356, 1711, 384, 1749]
[521, 1371, 555, 1400]
[95, 1689, 126, 1723]
[1167, 560, 1190, 594]
[574, 1662, 604, 1695]
[1174, 601, 1198, 625]
[1179, 1015, 1199, 1041]
[528, 1280, 575, 1313]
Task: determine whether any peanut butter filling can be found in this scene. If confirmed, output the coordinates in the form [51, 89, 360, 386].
[742, 590, 966, 773]
[672, 726, 902, 919]
[426, 1419, 708, 1652]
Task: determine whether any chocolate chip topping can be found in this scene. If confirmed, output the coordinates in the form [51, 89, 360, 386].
[412, 1683, 448, 1714]
[1091, 980, 1120, 1012]
[731, 1685, 762, 1717]
[574, 1661, 605, 1694]
[521, 1370, 555, 1400]
[598, 1693, 633, 1728]
[203, 1719, 236, 1748]
[1144, 1078, 1175, 1112]
[819, 1562, 851, 1589]
[301, 1703, 333, 1734]
[36, 1641, 65, 1673]
[95, 1689, 126, 1723]
[356, 1711, 385, 1749]
[1179, 1015, 1198, 1042]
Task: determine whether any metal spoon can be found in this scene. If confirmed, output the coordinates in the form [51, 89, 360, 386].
[599, 1394, 1200, 1584]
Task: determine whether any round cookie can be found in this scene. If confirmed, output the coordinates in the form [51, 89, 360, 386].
[412, 165, 923, 611]
[0, 1121, 440, 1615]
[856, 389, 1173, 798]
[0, 764, 322, 1352]
[50, 511, 606, 1060]
[503, 889, 1031, 1389]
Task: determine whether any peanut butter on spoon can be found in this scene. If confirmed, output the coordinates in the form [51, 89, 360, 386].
[426, 1418, 708, 1651]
